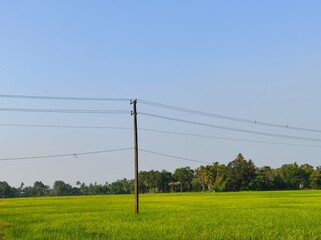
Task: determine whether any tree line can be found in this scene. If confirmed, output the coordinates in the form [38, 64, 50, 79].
[1, 153, 321, 198]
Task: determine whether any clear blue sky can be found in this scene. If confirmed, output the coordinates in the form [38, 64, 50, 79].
[1, 1, 321, 187]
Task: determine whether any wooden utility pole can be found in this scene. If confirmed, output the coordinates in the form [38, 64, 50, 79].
[131, 99, 139, 214]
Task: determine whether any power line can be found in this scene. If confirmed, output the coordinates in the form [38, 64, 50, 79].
[139, 148, 211, 164]
[2, 96, 320, 133]
[1, 122, 320, 148]
[138, 99, 321, 133]
[0, 147, 133, 161]
[138, 128, 321, 148]
[2, 121, 321, 148]
[139, 112, 321, 143]
[0, 108, 130, 114]
[0, 94, 131, 102]
[0, 123, 132, 130]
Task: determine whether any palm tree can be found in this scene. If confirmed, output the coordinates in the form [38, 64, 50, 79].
[195, 166, 206, 192]
[203, 165, 214, 192]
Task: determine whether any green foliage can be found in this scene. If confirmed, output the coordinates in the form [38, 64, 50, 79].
[225, 153, 256, 191]
[172, 167, 194, 192]
[310, 171, 321, 189]
[138, 170, 171, 193]
[109, 178, 132, 194]
[53, 181, 72, 196]
[2, 153, 321, 198]
[0, 181, 13, 198]
[251, 166, 274, 190]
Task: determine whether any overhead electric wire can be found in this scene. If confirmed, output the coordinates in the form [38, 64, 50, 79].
[139, 148, 211, 164]
[138, 128, 321, 148]
[138, 99, 321, 133]
[0, 123, 132, 130]
[0, 147, 133, 161]
[0, 108, 130, 114]
[0, 94, 131, 102]
[2, 95, 320, 133]
[1, 122, 321, 148]
[139, 112, 321, 143]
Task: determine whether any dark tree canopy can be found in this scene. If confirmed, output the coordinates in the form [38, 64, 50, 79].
[2, 154, 321, 198]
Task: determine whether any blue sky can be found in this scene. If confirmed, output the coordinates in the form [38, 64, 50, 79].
[1, 1, 321, 187]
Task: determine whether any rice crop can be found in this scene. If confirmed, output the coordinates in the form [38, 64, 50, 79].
[1, 190, 321, 239]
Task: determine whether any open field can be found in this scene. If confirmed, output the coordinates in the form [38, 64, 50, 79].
[1, 191, 321, 239]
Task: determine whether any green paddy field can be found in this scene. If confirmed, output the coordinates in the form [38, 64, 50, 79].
[1, 191, 321, 239]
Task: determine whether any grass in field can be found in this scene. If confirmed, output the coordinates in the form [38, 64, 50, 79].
[1, 191, 321, 239]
